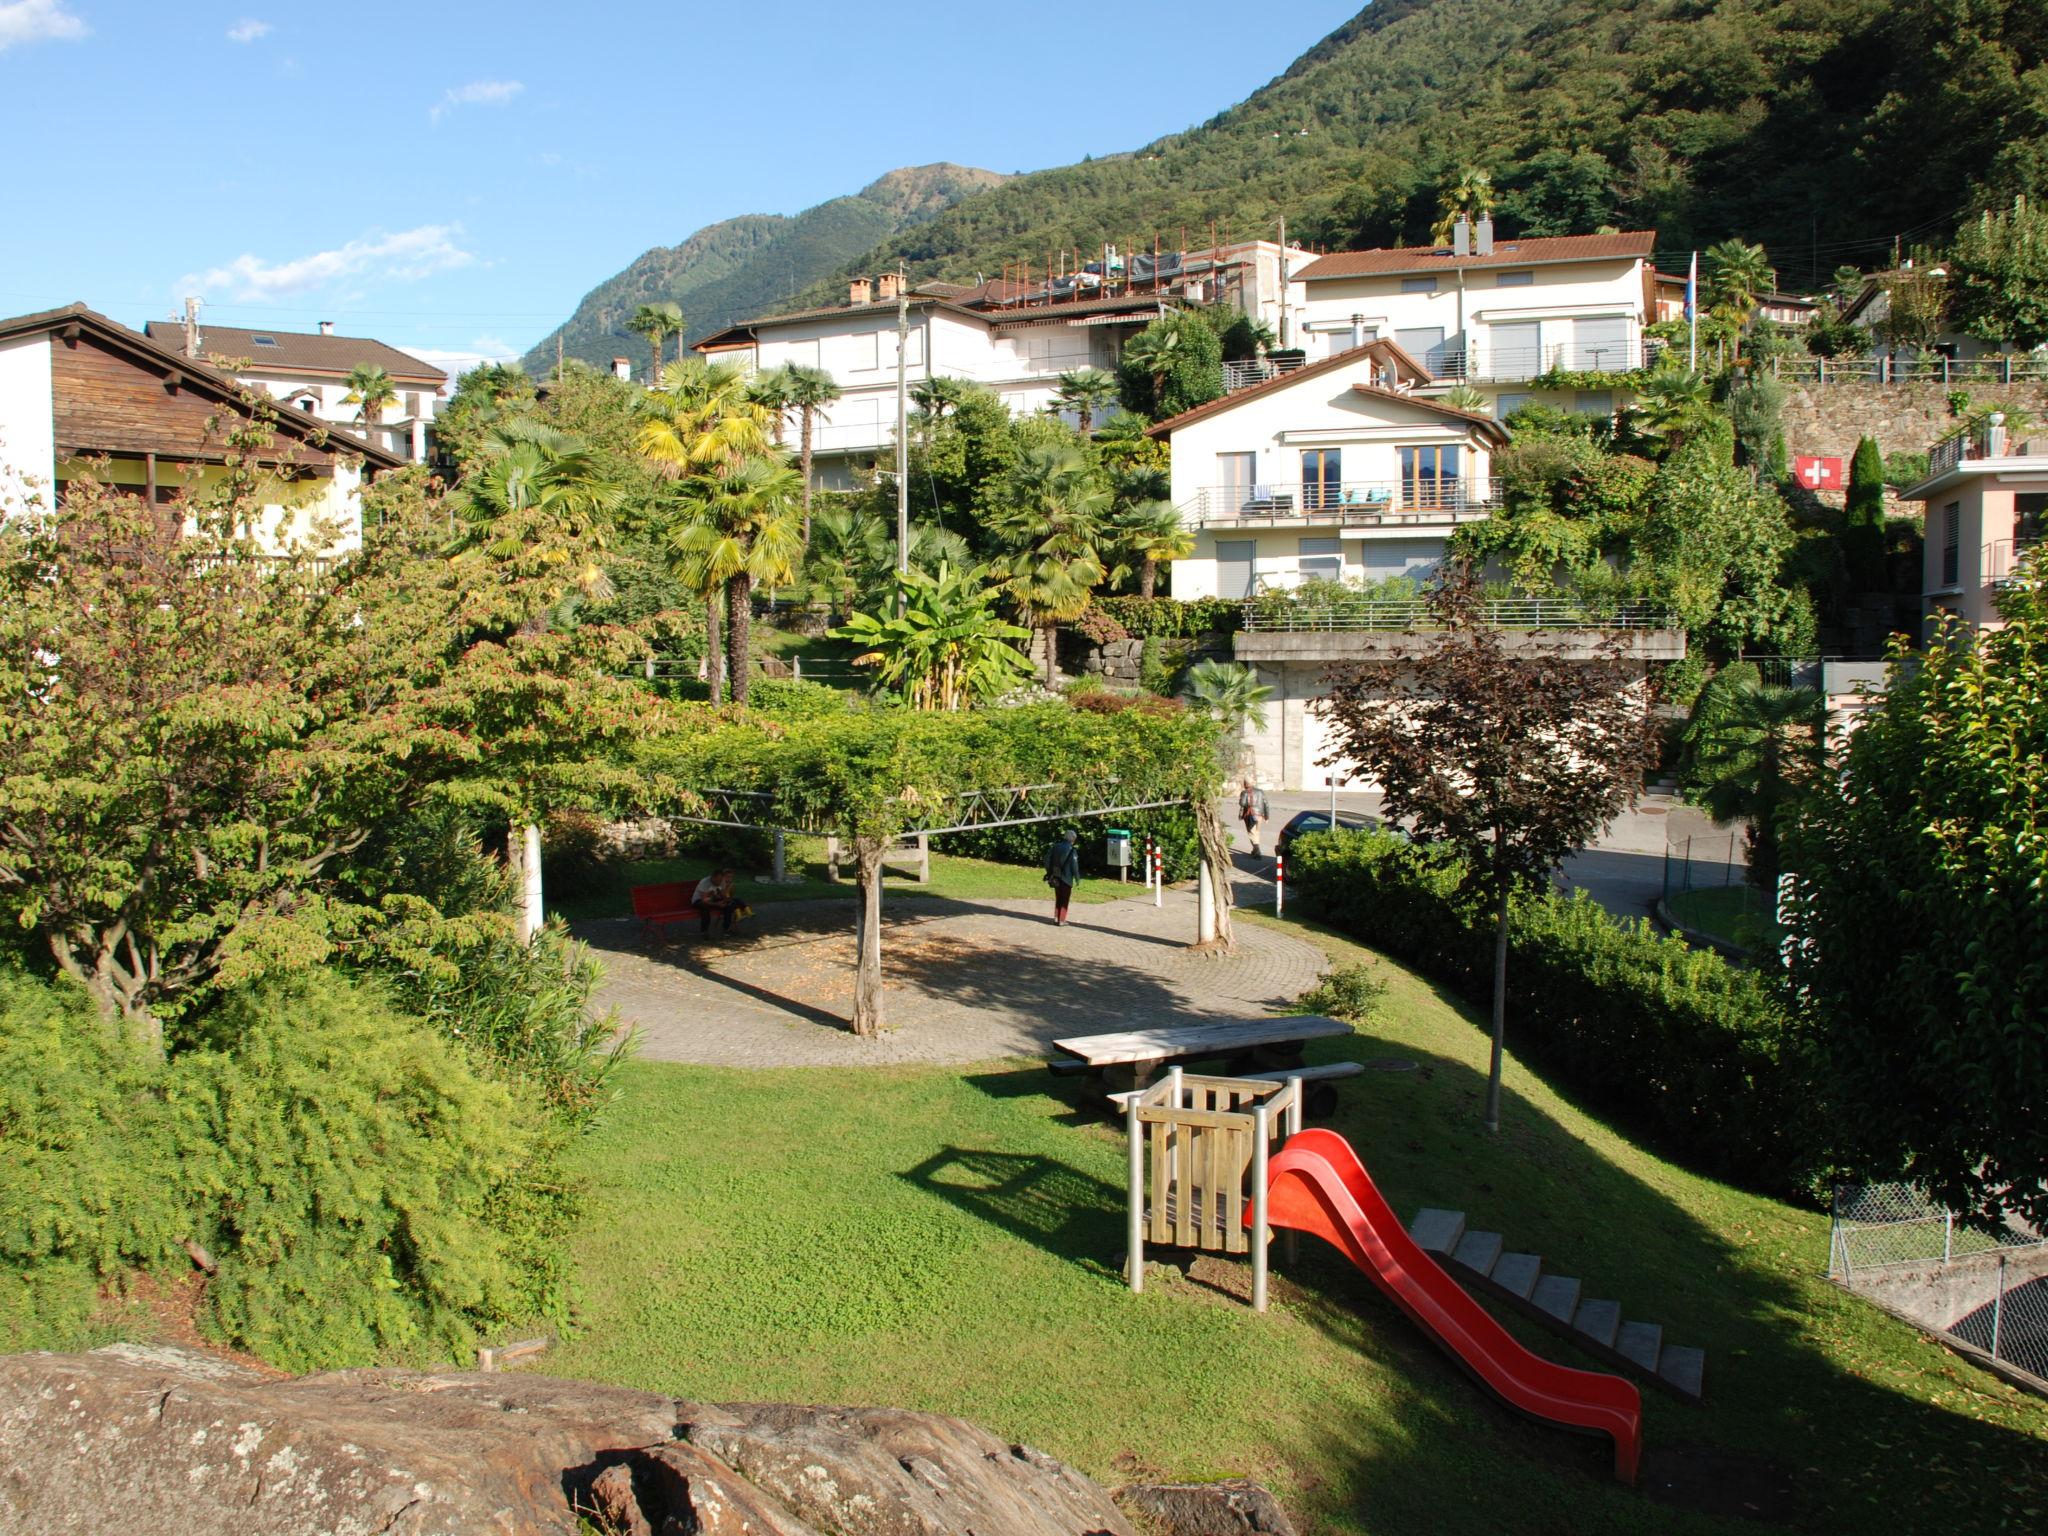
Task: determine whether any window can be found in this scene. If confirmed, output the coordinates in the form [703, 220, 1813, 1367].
[1494, 270, 1533, 287]
[1574, 391, 1613, 417]
[251, 335, 279, 347]
[1300, 448, 1342, 510]
[1394, 326, 1447, 373]
[1942, 503, 1961, 587]
[1214, 539, 1257, 600]
[1399, 444, 1463, 509]
[1400, 275, 1438, 294]
[1298, 537, 1343, 581]
[404, 392, 422, 416]
[1569, 316, 1629, 371]
[1495, 392, 1532, 420]
[1486, 320, 1540, 379]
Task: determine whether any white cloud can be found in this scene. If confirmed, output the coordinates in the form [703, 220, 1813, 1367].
[430, 78, 523, 124]
[225, 18, 271, 44]
[403, 336, 521, 389]
[183, 225, 477, 303]
[0, 1, 88, 51]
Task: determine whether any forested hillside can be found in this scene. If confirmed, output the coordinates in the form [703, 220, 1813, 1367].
[795, 0, 2044, 304]
[524, 164, 1004, 374]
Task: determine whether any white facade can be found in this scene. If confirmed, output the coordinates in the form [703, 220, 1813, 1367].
[244, 369, 437, 463]
[1293, 231, 1657, 418]
[0, 333, 55, 516]
[1155, 344, 1507, 599]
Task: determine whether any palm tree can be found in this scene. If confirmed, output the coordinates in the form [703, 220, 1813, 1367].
[910, 375, 968, 418]
[341, 364, 399, 447]
[1706, 240, 1775, 357]
[1682, 664, 1824, 891]
[803, 504, 892, 620]
[1630, 363, 1714, 450]
[782, 364, 843, 536]
[667, 454, 804, 705]
[1442, 383, 1490, 414]
[985, 445, 1108, 684]
[1053, 367, 1120, 437]
[1119, 324, 1185, 415]
[627, 301, 685, 383]
[1106, 499, 1195, 598]
[455, 418, 625, 606]
[1183, 658, 1274, 735]
[1431, 166, 1496, 245]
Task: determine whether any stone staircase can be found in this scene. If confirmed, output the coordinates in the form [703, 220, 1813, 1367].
[1409, 1208, 1706, 1402]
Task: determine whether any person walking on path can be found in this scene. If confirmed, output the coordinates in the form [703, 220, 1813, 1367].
[1043, 830, 1081, 926]
[1238, 780, 1270, 856]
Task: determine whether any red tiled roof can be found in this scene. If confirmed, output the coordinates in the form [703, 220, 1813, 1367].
[141, 320, 445, 384]
[1293, 231, 1656, 282]
[1143, 340, 1502, 441]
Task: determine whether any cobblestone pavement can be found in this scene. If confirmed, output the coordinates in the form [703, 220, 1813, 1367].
[575, 883, 1327, 1069]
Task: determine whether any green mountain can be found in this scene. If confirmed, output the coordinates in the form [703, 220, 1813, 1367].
[523, 165, 1006, 375]
[786, 0, 2042, 306]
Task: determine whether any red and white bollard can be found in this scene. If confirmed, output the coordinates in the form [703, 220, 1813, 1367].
[1153, 843, 1164, 907]
[1275, 852, 1285, 914]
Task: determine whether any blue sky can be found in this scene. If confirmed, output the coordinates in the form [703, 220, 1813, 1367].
[0, 0, 1360, 373]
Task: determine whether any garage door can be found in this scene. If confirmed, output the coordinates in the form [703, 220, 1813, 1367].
[1301, 699, 1379, 793]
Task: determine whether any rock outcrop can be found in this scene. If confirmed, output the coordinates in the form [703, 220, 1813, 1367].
[0, 1346, 1135, 1536]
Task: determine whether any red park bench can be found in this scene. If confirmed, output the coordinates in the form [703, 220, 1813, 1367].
[630, 882, 701, 945]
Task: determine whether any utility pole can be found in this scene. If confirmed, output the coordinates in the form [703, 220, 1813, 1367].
[895, 275, 910, 581]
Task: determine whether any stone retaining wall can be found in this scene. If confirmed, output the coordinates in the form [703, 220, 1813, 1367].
[1781, 380, 2048, 464]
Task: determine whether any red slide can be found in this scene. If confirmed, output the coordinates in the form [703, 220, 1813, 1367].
[1253, 1128, 1642, 1483]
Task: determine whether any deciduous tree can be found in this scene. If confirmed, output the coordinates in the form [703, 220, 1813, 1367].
[1320, 570, 1659, 1132]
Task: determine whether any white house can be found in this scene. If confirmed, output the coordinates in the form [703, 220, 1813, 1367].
[0, 303, 406, 554]
[1291, 225, 1659, 417]
[692, 241, 1312, 486]
[1147, 339, 1509, 599]
[142, 303, 446, 463]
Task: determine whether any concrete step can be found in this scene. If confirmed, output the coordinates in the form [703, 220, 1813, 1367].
[1572, 1298, 1622, 1350]
[1451, 1230, 1503, 1279]
[1410, 1208, 1466, 1257]
[1659, 1344, 1707, 1401]
[1531, 1274, 1581, 1325]
[1489, 1252, 1542, 1300]
[1615, 1320, 1663, 1374]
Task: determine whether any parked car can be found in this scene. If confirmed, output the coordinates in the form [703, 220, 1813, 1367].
[1275, 810, 1411, 860]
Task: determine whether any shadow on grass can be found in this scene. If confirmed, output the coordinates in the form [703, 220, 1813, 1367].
[899, 1145, 1126, 1280]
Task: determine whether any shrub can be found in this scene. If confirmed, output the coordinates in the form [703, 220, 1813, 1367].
[1093, 595, 1244, 638]
[1073, 605, 1131, 645]
[1297, 963, 1386, 1025]
[747, 676, 853, 718]
[541, 809, 615, 904]
[1288, 829, 1807, 1192]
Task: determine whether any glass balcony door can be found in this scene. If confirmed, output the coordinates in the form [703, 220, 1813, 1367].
[1399, 444, 1463, 510]
[1301, 449, 1342, 511]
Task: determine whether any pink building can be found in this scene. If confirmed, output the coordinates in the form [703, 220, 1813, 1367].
[1903, 416, 2047, 633]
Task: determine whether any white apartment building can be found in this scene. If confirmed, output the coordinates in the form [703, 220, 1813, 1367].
[693, 241, 1313, 487]
[1149, 340, 1508, 599]
[142, 304, 446, 463]
[1291, 226, 1659, 417]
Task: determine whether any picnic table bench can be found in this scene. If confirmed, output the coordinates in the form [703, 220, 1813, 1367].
[1049, 1015, 1351, 1094]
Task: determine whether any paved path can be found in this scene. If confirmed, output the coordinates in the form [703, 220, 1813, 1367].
[577, 886, 1327, 1069]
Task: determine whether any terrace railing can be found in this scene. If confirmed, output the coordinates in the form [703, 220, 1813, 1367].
[1241, 597, 1676, 632]
[1770, 353, 2048, 385]
[1447, 338, 1659, 382]
[1179, 478, 1501, 528]
[1987, 537, 2041, 586]
[1223, 355, 1309, 392]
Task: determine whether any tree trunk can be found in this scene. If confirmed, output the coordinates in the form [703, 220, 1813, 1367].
[850, 835, 886, 1036]
[1042, 622, 1058, 685]
[704, 591, 724, 703]
[727, 572, 752, 705]
[1079, 406, 1093, 438]
[517, 821, 546, 945]
[800, 409, 815, 543]
[1485, 877, 1509, 1135]
[650, 335, 662, 385]
[1192, 798, 1235, 949]
[1139, 557, 1158, 600]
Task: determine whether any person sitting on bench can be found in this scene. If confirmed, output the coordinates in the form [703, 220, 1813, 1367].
[691, 868, 746, 935]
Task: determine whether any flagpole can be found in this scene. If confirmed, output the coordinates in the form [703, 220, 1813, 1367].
[1687, 251, 1698, 371]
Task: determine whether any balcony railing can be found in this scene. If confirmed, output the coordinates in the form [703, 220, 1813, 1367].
[1179, 478, 1500, 528]
[1925, 426, 2042, 479]
[1242, 597, 1677, 632]
[1438, 339, 1660, 383]
[1223, 355, 1308, 392]
[1987, 537, 2041, 586]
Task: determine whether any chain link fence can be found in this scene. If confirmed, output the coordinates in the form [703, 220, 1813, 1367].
[1829, 1182, 2048, 1383]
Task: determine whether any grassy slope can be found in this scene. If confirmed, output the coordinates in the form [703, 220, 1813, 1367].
[538, 904, 2047, 1535]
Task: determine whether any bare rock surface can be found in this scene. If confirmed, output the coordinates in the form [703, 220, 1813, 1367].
[1113, 1480, 1298, 1536]
[0, 1347, 1134, 1536]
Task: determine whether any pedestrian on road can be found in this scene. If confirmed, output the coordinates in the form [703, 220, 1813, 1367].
[1043, 830, 1081, 926]
[1238, 780, 1270, 856]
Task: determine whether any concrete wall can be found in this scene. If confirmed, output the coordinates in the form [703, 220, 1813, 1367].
[0, 333, 55, 516]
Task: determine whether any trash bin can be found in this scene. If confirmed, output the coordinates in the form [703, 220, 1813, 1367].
[1106, 829, 1132, 871]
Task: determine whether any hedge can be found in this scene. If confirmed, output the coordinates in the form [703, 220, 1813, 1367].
[1092, 596, 1244, 638]
[1288, 828, 1809, 1194]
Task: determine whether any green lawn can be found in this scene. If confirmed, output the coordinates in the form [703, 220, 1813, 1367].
[548, 840, 1127, 923]
[1667, 885, 1783, 954]
[534, 909, 2047, 1534]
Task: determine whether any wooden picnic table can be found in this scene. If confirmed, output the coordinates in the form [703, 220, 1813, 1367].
[1050, 1015, 1350, 1092]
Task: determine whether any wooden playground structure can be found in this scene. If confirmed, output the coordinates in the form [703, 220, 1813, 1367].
[1123, 1067, 1305, 1313]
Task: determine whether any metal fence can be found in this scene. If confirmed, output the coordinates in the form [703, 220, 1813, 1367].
[1829, 1182, 2048, 1381]
[1241, 598, 1675, 633]
[1768, 353, 2048, 385]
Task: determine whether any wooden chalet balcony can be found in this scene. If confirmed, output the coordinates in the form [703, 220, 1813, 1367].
[1177, 478, 1500, 529]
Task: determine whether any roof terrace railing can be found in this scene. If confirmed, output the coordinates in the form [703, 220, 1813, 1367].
[1179, 478, 1501, 528]
[1241, 597, 1678, 633]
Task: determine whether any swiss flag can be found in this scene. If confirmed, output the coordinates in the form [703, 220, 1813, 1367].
[1795, 455, 1843, 491]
